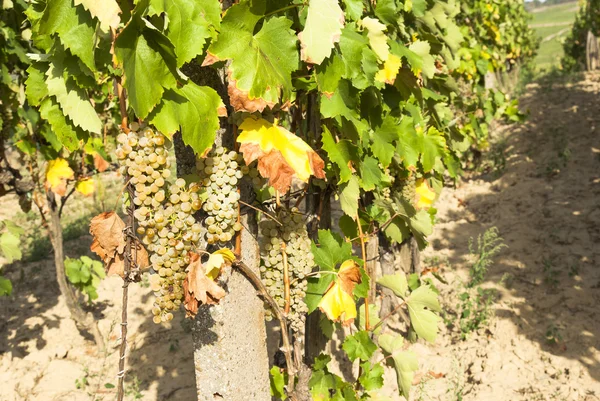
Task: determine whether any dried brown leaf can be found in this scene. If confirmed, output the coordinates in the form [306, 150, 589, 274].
[93, 153, 110, 172]
[184, 253, 226, 314]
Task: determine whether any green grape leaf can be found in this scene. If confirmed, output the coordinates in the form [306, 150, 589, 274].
[359, 361, 384, 391]
[378, 334, 418, 398]
[396, 117, 420, 168]
[269, 366, 287, 400]
[74, 0, 121, 32]
[310, 369, 335, 401]
[322, 126, 358, 184]
[45, 61, 102, 134]
[207, 2, 298, 109]
[299, 0, 344, 65]
[406, 284, 441, 342]
[372, 117, 398, 167]
[375, 0, 398, 25]
[65, 258, 83, 284]
[0, 276, 12, 296]
[39, 97, 82, 152]
[342, 330, 377, 362]
[342, 0, 363, 21]
[319, 314, 335, 339]
[377, 272, 408, 299]
[408, 0, 427, 16]
[315, 52, 345, 96]
[306, 230, 352, 313]
[0, 232, 21, 263]
[311, 229, 353, 272]
[357, 303, 381, 334]
[339, 25, 377, 90]
[359, 156, 382, 191]
[339, 175, 360, 216]
[165, 0, 220, 67]
[38, 0, 96, 70]
[408, 40, 435, 79]
[383, 216, 411, 244]
[25, 62, 48, 106]
[418, 127, 446, 173]
[3, 221, 24, 237]
[409, 209, 434, 249]
[148, 82, 224, 157]
[115, 19, 178, 119]
[338, 214, 358, 240]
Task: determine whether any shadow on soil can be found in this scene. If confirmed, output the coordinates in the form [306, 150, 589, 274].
[435, 72, 600, 383]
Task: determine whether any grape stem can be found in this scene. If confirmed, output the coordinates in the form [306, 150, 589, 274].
[238, 200, 282, 226]
[288, 270, 338, 287]
[356, 214, 370, 331]
[232, 259, 297, 393]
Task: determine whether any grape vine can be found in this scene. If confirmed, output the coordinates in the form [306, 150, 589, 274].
[2, 0, 539, 399]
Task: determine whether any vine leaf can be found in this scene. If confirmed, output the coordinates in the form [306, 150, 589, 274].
[39, 98, 81, 152]
[359, 17, 389, 61]
[164, 0, 220, 67]
[339, 175, 360, 216]
[299, 0, 345, 65]
[184, 252, 226, 317]
[318, 259, 361, 325]
[372, 116, 398, 167]
[45, 60, 102, 134]
[0, 232, 21, 263]
[415, 179, 435, 209]
[406, 284, 441, 342]
[378, 334, 418, 398]
[93, 154, 110, 172]
[45, 158, 73, 196]
[359, 156, 382, 191]
[237, 116, 325, 193]
[75, 178, 95, 196]
[375, 54, 401, 84]
[89, 211, 150, 278]
[115, 18, 177, 119]
[205, 2, 298, 111]
[204, 249, 235, 280]
[377, 272, 408, 299]
[74, 0, 121, 33]
[38, 0, 96, 71]
[418, 127, 446, 173]
[321, 126, 358, 184]
[269, 366, 287, 400]
[342, 330, 377, 362]
[148, 82, 225, 157]
[358, 361, 384, 391]
[25, 62, 48, 107]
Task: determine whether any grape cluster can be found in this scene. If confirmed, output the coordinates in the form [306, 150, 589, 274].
[116, 124, 203, 323]
[196, 147, 244, 245]
[382, 164, 416, 207]
[259, 208, 314, 332]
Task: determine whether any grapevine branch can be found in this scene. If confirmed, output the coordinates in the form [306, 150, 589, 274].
[356, 214, 370, 331]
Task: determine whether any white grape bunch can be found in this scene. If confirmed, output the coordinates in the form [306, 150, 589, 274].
[259, 208, 314, 333]
[196, 147, 244, 245]
[116, 124, 203, 323]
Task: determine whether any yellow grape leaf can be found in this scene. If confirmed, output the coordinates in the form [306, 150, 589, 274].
[237, 116, 325, 193]
[415, 179, 436, 209]
[359, 17, 389, 62]
[205, 248, 236, 280]
[375, 54, 401, 84]
[318, 260, 362, 326]
[75, 178, 95, 196]
[45, 158, 74, 196]
[74, 0, 121, 33]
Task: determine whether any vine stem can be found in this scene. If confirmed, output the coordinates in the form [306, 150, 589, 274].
[370, 299, 407, 333]
[232, 260, 296, 392]
[117, 182, 135, 401]
[356, 214, 370, 331]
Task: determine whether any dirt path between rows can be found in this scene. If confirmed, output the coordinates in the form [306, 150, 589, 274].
[414, 72, 600, 401]
[1, 72, 599, 401]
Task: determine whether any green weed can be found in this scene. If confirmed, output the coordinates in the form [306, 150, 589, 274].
[468, 227, 507, 287]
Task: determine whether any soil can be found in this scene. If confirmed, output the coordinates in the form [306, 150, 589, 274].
[1, 72, 600, 401]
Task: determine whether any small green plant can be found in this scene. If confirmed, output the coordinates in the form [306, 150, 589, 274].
[542, 256, 559, 288]
[468, 227, 507, 287]
[75, 369, 90, 390]
[65, 256, 106, 302]
[0, 220, 24, 296]
[124, 376, 144, 400]
[545, 324, 563, 345]
[568, 262, 580, 277]
[457, 287, 495, 339]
